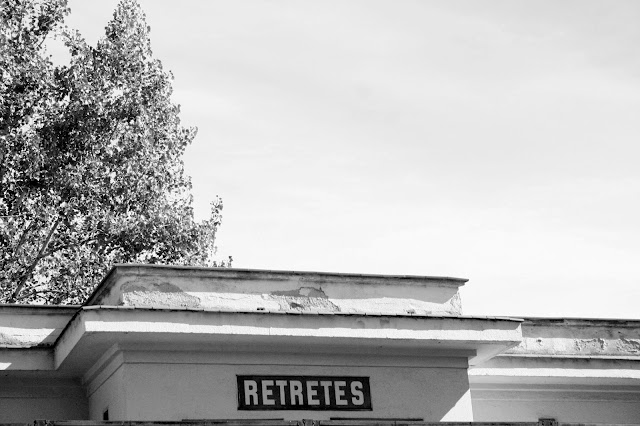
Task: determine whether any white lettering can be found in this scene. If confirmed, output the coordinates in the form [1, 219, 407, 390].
[351, 381, 364, 405]
[244, 380, 258, 406]
[319, 381, 332, 405]
[262, 380, 275, 405]
[275, 380, 288, 404]
[290, 380, 303, 405]
[335, 381, 347, 405]
[307, 381, 320, 405]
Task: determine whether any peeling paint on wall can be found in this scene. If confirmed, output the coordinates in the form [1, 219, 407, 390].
[121, 281, 201, 308]
[449, 292, 462, 316]
[507, 322, 640, 357]
[267, 286, 341, 312]
[268, 294, 341, 312]
[617, 338, 640, 353]
[574, 338, 607, 352]
[0, 332, 22, 346]
[271, 286, 329, 299]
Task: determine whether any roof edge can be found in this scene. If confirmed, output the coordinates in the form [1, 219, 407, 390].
[521, 316, 640, 326]
[109, 263, 469, 283]
[84, 264, 469, 306]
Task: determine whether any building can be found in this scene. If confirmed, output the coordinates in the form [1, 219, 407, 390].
[1, 265, 638, 424]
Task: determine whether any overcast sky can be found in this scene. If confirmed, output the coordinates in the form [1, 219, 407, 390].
[59, 0, 640, 319]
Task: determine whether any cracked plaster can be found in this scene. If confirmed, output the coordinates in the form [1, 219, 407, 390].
[113, 274, 462, 315]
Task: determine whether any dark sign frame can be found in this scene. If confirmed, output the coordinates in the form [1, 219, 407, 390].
[237, 375, 372, 411]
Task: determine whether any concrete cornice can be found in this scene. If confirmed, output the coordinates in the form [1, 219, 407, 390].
[50, 306, 522, 375]
[79, 304, 524, 321]
[522, 317, 640, 327]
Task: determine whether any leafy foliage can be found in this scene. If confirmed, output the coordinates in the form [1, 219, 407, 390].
[0, 0, 228, 304]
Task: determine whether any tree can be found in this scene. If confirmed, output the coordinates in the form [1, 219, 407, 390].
[0, 0, 228, 304]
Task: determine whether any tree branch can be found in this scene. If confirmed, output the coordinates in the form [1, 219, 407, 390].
[13, 286, 68, 303]
[0, 219, 37, 271]
[37, 235, 96, 260]
[6, 215, 61, 303]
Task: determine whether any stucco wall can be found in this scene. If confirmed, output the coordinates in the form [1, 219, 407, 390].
[86, 350, 128, 420]
[0, 377, 87, 422]
[87, 350, 473, 422]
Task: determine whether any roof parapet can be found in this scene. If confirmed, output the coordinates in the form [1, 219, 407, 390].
[85, 264, 468, 316]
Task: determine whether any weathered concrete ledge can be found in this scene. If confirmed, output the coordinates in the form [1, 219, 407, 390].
[469, 317, 640, 389]
[0, 305, 79, 348]
[505, 318, 640, 358]
[85, 264, 469, 316]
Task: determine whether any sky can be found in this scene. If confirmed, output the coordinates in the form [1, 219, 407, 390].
[55, 0, 640, 319]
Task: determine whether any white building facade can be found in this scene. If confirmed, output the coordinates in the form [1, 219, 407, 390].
[0, 265, 638, 424]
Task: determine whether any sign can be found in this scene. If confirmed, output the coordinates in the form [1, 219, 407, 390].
[237, 375, 372, 411]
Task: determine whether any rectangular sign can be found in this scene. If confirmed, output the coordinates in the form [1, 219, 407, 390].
[237, 375, 372, 411]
